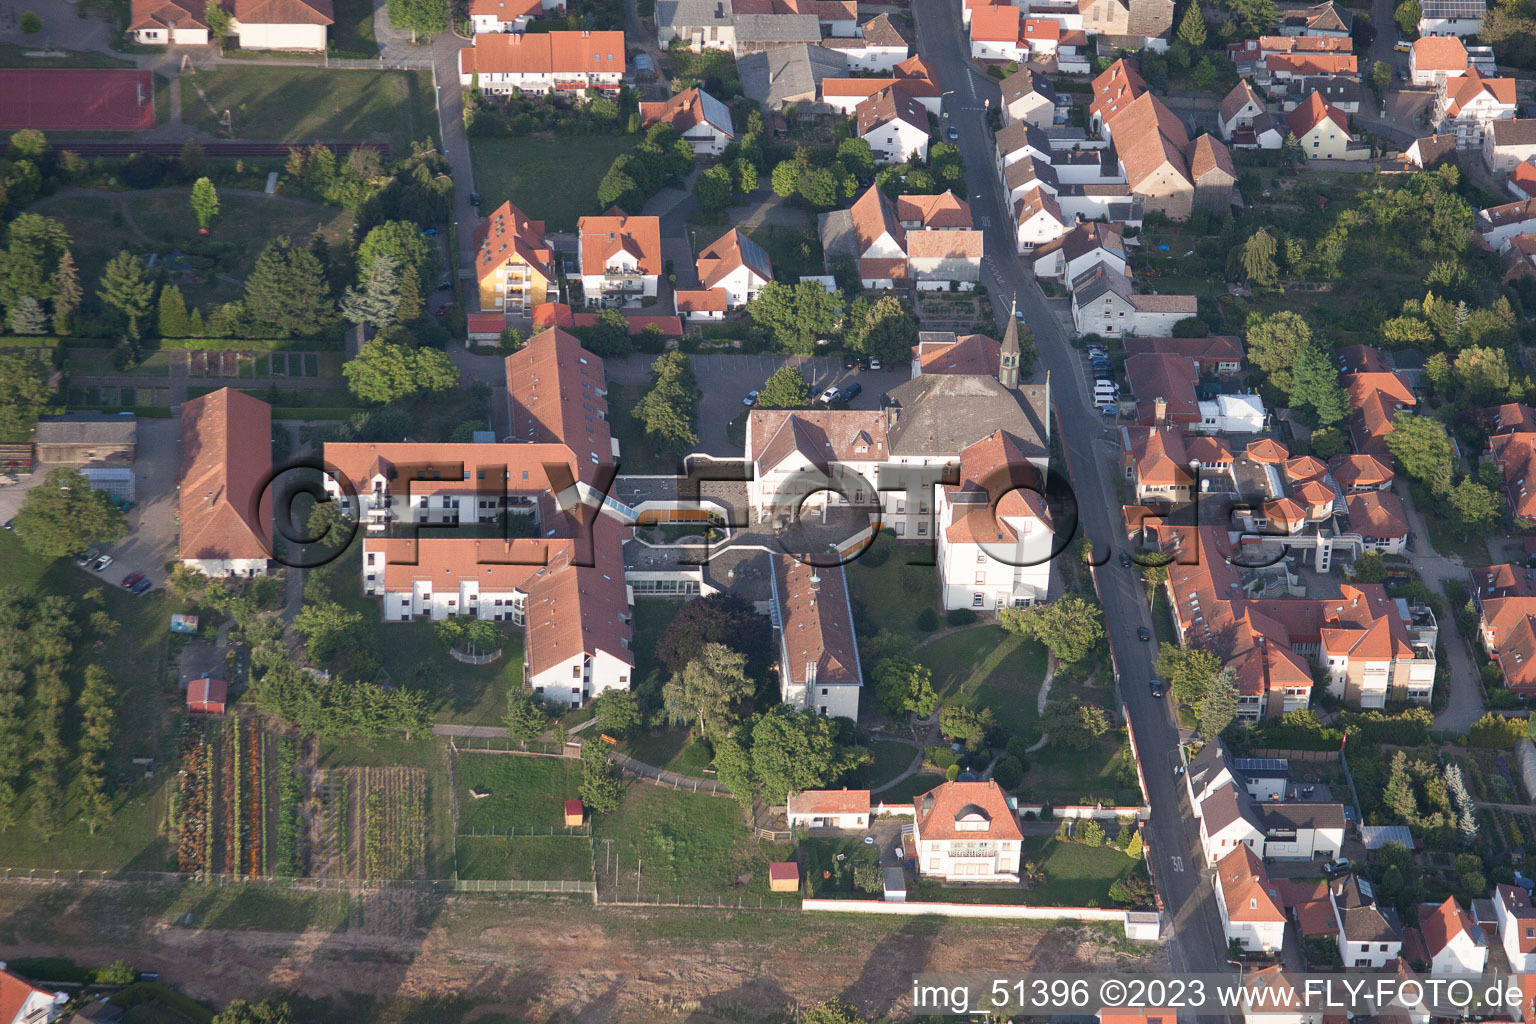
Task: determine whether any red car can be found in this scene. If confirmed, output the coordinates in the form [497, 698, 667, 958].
[120, 572, 144, 589]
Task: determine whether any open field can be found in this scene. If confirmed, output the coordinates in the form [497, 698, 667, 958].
[454, 754, 584, 833]
[455, 835, 592, 881]
[469, 134, 638, 232]
[916, 626, 1048, 741]
[1025, 728, 1139, 806]
[620, 726, 714, 779]
[180, 67, 437, 155]
[846, 548, 943, 645]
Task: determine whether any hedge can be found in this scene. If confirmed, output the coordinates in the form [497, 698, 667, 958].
[159, 337, 343, 352]
[1467, 712, 1528, 749]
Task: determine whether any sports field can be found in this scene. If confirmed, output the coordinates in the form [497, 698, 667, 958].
[0, 68, 155, 130]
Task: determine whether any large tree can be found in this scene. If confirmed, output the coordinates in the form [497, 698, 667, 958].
[1448, 478, 1500, 534]
[1244, 310, 1312, 391]
[13, 467, 127, 556]
[844, 295, 916, 364]
[1287, 341, 1348, 426]
[756, 364, 812, 409]
[996, 595, 1103, 665]
[340, 253, 402, 331]
[292, 599, 367, 664]
[1239, 228, 1278, 287]
[342, 337, 459, 404]
[388, 0, 448, 40]
[633, 349, 699, 452]
[245, 236, 334, 337]
[1383, 413, 1454, 495]
[590, 688, 641, 739]
[655, 594, 774, 681]
[357, 220, 437, 295]
[1042, 696, 1110, 751]
[1196, 666, 1239, 739]
[96, 251, 155, 341]
[190, 177, 220, 230]
[1177, 0, 1207, 45]
[872, 656, 938, 718]
[747, 280, 838, 355]
[750, 706, 861, 799]
[49, 250, 80, 335]
[504, 689, 549, 747]
[579, 734, 622, 813]
[662, 642, 754, 741]
[0, 213, 71, 317]
[213, 1003, 294, 1024]
[1156, 642, 1223, 707]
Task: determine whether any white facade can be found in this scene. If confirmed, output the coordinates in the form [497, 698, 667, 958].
[710, 262, 771, 307]
[1015, 199, 1068, 252]
[1194, 394, 1267, 434]
[580, 247, 659, 303]
[862, 117, 930, 165]
[1431, 927, 1488, 975]
[833, 43, 908, 73]
[231, 20, 327, 49]
[132, 24, 209, 43]
[181, 556, 270, 578]
[1417, 11, 1483, 36]
[1483, 126, 1536, 174]
[1494, 884, 1536, 971]
[1263, 822, 1343, 861]
[532, 647, 632, 707]
[1006, 89, 1055, 129]
[935, 493, 1053, 611]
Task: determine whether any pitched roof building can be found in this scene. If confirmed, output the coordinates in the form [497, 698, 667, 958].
[179, 388, 272, 577]
[770, 555, 862, 720]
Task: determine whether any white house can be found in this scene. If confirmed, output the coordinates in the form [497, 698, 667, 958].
[1014, 188, 1068, 253]
[787, 788, 871, 829]
[1434, 70, 1517, 149]
[1032, 222, 1126, 282]
[1001, 67, 1057, 128]
[1484, 120, 1536, 175]
[822, 13, 908, 72]
[639, 87, 735, 155]
[1215, 845, 1287, 954]
[1494, 882, 1536, 971]
[1070, 264, 1198, 338]
[1217, 80, 1267, 142]
[1419, 897, 1489, 975]
[855, 87, 930, 166]
[1195, 394, 1267, 434]
[0, 969, 65, 1024]
[1198, 784, 1266, 862]
[695, 228, 773, 307]
[1409, 35, 1468, 87]
[673, 288, 728, 321]
[1262, 804, 1345, 861]
[1242, 967, 1322, 1024]
[911, 781, 1024, 882]
[1417, 0, 1485, 37]
[459, 30, 626, 94]
[179, 388, 271, 578]
[769, 556, 862, 721]
[227, 0, 332, 49]
[468, 0, 562, 33]
[995, 119, 1054, 170]
[1480, 197, 1536, 248]
[128, 0, 210, 43]
[1333, 875, 1404, 969]
[936, 431, 1054, 611]
[577, 212, 662, 305]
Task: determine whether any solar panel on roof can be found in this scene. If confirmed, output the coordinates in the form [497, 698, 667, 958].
[1234, 757, 1289, 772]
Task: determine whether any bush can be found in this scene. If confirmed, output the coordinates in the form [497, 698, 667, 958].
[1172, 317, 1209, 338]
[929, 745, 958, 770]
[992, 754, 1024, 790]
[1468, 712, 1527, 749]
[860, 529, 896, 567]
[1077, 819, 1106, 846]
[945, 608, 978, 627]
[944, 763, 961, 781]
[1005, 736, 1033, 770]
[916, 607, 939, 632]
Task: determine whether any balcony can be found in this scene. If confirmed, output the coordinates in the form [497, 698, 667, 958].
[945, 842, 997, 858]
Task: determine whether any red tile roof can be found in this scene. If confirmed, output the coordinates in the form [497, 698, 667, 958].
[1419, 896, 1476, 957]
[1090, 58, 1147, 123]
[638, 86, 735, 140]
[749, 409, 888, 470]
[1125, 352, 1200, 424]
[1443, 70, 1516, 117]
[788, 788, 871, 815]
[577, 211, 661, 278]
[1328, 454, 1394, 490]
[0, 969, 54, 1024]
[1411, 35, 1467, 72]
[459, 30, 625, 76]
[187, 677, 228, 712]
[913, 780, 1022, 842]
[1490, 432, 1536, 520]
[232, 0, 332, 24]
[896, 191, 973, 228]
[1286, 91, 1350, 139]
[697, 227, 773, 289]
[772, 556, 861, 689]
[179, 388, 272, 564]
[129, 0, 208, 31]
[474, 199, 555, 290]
[1216, 845, 1286, 924]
[674, 287, 729, 313]
[1285, 455, 1329, 482]
[1246, 438, 1289, 464]
[912, 333, 1000, 376]
[1346, 490, 1409, 539]
[504, 327, 613, 474]
[769, 861, 800, 882]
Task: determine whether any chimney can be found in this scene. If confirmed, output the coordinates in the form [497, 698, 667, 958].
[1154, 396, 1167, 427]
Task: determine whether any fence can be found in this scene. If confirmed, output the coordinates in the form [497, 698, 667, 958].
[452, 879, 594, 894]
[0, 867, 596, 897]
[447, 646, 502, 665]
[1252, 748, 1340, 762]
[612, 754, 732, 796]
[458, 826, 589, 837]
[801, 899, 1135, 923]
[447, 737, 576, 757]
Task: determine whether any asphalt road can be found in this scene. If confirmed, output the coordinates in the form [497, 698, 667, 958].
[913, 1, 1237, 1009]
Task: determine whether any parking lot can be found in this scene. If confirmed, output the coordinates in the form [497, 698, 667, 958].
[689, 353, 914, 456]
[66, 417, 182, 593]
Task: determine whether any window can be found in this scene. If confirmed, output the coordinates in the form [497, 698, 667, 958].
[573, 665, 581, 678]
[1379, 944, 1388, 952]
[977, 551, 987, 563]
[918, 522, 927, 536]
[973, 593, 984, 607]
[821, 688, 828, 696]
[975, 572, 986, 585]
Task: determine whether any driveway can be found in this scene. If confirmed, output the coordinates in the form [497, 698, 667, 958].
[689, 353, 911, 456]
[0, 0, 116, 54]
[94, 417, 182, 590]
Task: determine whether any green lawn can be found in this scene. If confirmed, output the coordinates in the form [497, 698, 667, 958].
[455, 835, 592, 881]
[0, 42, 136, 68]
[1024, 730, 1139, 806]
[800, 836, 880, 899]
[469, 134, 639, 232]
[0, 533, 176, 871]
[875, 771, 944, 804]
[609, 382, 690, 475]
[916, 626, 1048, 742]
[845, 549, 943, 647]
[907, 836, 1139, 907]
[866, 740, 917, 789]
[454, 754, 584, 833]
[592, 781, 796, 903]
[621, 726, 714, 778]
[328, 0, 379, 56]
[180, 67, 437, 156]
[626, 598, 684, 706]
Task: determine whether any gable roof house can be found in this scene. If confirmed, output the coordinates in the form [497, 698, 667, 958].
[577, 211, 662, 305]
[467, 0, 564, 34]
[1484, 119, 1536, 175]
[1104, 88, 1235, 220]
[1494, 882, 1536, 971]
[695, 228, 773, 307]
[1198, 783, 1266, 862]
[1076, 0, 1174, 51]
[655, 0, 737, 49]
[473, 200, 556, 317]
[737, 43, 845, 109]
[0, 968, 65, 1024]
[1433, 69, 1517, 148]
[1410, 35, 1468, 87]
[128, 0, 209, 44]
[911, 331, 1001, 377]
[854, 86, 930, 165]
[226, 0, 331, 49]
[1089, 59, 1147, 132]
[770, 555, 862, 720]
[1033, 222, 1127, 282]
[639, 87, 735, 154]
[1119, 426, 1234, 502]
[1218, 80, 1282, 149]
[911, 780, 1024, 882]
[661, 0, 854, 54]
[786, 788, 871, 828]
[1280, 0, 1352, 35]
[821, 12, 909, 72]
[1002, 68, 1058, 128]
[1123, 335, 1244, 376]
[1417, 0, 1485, 37]
[1343, 366, 1416, 462]
[819, 184, 982, 289]
[1214, 845, 1287, 953]
[1479, 197, 1536, 248]
[1470, 560, 1536, 695]
[1286, 91, 1359, 160]
[1418, 896, 1488, 975]
[179, 388, 273, 578]
[1334, 875, 1404, 968]
[820, 53, 942, 115]
[1406, 134, 1461, 170]
[459, 30, 626, 94]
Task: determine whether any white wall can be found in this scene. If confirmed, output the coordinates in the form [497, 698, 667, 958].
[915, 837, 1023, 881]
[233, 21, 327, 49]
[182, 557, 269, 577]
[1431, 934, 1487, 975]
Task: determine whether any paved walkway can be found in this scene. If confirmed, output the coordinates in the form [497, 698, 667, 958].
[1395, 484, 1488, 733]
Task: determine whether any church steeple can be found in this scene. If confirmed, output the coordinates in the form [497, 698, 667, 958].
[1000, 299, 1020, 389]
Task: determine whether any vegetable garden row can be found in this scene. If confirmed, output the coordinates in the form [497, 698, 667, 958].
[316, 766, 428, 881]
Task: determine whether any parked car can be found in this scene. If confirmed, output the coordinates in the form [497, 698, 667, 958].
[1119, 552, 1132, 567]
[1137, 625, 1151, 641]
[841, 381, 863, 402]
[869, 358, 882, 371]
[436, 276, 452, 290]
[469, 192, 483, 206]
[1149, 677, 1165, 698]
[76, 548, 99, 567]
[1015, 308, 1027, 322]
[743, 390, 759, 406]
[844, 355, 858, 369]
[947, 125, 959, 140]
[422, 227, 438, 237]
[130, 577, 153, 595]
[819, 386, 841, 404]
[1, 519, 10, 531]
[93, 554, 113, 571]
[1394, 39, 1410, 51]
[1324, 858, 1352, 876]
[120, 572, 144, 589]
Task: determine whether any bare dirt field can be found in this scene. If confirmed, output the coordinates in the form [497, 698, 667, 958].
[0, 881, 1166, 1021]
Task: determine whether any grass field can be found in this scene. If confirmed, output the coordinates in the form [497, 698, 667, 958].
[456, 835, 592, 881]
[870, 771, 943, 804]
[1025, 729, 1139, 806]
[626, 598, 683, 706]
[0, 42, 135, 68]
[608, 382, 692, 475]
[328, 0, 379, 55]
[454, 754, 584, 833]
[916, 626, 1048, 741]
[592, 782, 796, 903]
[35, 192, 354, 315]
[180, 67, 437, 155]
[0, 532, 175, 872]
[845, 551, 943, 646]
[907, 835, 1138, 907]
[800, 836, 880, 899]
[469, 134, 639, 232]
[621, 726, 714, 779]
[866, 740, 916, 789]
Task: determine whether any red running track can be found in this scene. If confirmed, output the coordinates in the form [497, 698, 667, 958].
[0, 68, 156, 131]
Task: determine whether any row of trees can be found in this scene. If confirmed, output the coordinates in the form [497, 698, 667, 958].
[634, 349, 700, 453]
